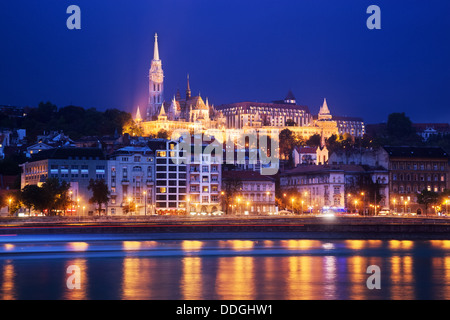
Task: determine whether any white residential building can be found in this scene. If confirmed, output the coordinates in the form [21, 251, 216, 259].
[106, 146, 155, 215]
[187, 151, 222, 215]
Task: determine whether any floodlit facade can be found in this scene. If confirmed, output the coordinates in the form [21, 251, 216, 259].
[106, 146, 155, 215]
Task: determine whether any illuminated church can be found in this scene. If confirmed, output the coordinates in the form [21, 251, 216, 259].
[136, 34, 364, 140]
[137, 34, 225, 136]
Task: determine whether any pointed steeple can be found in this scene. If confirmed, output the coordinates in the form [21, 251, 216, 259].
[318, 98, 332, 120]
[135, 106, 142, 122]
[159, 103, 166, 116]
[153, 33, 160, 61]
[186, 74, 191, 99]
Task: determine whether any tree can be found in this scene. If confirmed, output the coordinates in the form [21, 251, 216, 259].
[279, 129, 295, 161]
[88, 179, 110, 215]
[440, 189, 450, 214]
[306, 134, 322, 148]
[40, 178, 71, 215]
[156, 129, 169, 139]
[221, 176, 243, 215]
[21, 184, 44, 214]
[417, 190, 439, 215]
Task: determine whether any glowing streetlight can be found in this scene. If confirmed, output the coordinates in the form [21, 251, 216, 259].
[143, 191, 147, 216]
[8, 197, 12, 215]
[291, 198, 295, 213]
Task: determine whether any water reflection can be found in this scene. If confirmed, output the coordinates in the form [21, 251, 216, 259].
[1, 260, 16, 300]
[216, 256, 255, 300]
[2, 239, 450, 299]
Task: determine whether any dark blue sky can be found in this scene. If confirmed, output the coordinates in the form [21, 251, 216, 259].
[1, 0, 449, 124]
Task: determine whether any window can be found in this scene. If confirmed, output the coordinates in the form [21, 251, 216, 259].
[333, 186, 340, 194]
[134, 156, 141, 162]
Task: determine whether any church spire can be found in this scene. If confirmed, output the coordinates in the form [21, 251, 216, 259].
[135, 106, 142, 123]
[186, 74, 191, 99]
[147, 33, 164, 120]
[153, 33, 160, 61]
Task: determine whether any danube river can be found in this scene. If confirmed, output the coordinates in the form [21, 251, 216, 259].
[1, 233, 450, 300]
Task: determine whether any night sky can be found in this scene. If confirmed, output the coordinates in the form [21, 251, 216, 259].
[0, 0, 449, 124]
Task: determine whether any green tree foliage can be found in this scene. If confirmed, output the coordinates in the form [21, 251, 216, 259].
[11, 101, 132, 142]
[306, 134, 322, 148]
[88, 179, 110, 215]
[221, 176, 243, 215]
[40, 178, 72, 215]
[276, 188, 308, 214]
[21, 184, 44, 214]
[417, 189, 439, 215]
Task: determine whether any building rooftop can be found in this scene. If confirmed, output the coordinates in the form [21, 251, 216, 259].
[216, 101, 310, 113]
[29, 147, 106, 161]
[222, 170, 275, 182]
[280, 164, 367, 176]
[383, 146, 449, 158]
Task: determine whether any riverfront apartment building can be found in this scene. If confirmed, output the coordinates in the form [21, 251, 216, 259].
[280, 164, 390, 214]
[20, 147, 107, 215]
[385, 146, 449, 214]
[222, 170, 276, 215]
[149, 139, 189, 214]
[106, 146, 155, 215]
[187, 151, 222, 215]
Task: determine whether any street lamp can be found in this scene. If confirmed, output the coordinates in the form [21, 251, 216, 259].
[404, 201, 408, 215]
[186, 195, 190, 216]
[8, 197, 12, 215]
[291, 198, 295, 213]
[361, 192, 365, 216]
[237, 197, 241, 215]
[128, 196, 132, 215]
[393, 199, 397, 214]
[301, 200, 304, 215]
[143, 191, 147, 216]
[354, 200, 358, 213]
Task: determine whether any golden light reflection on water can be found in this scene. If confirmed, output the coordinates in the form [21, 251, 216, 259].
[389, 255, 415, 300]
[182, 240, 203, 251]
[4, 244, 15, 251]
[181, 257, 203, 300]
[432, 256, 450, 300]
[389, 240, 414, 250]
[66, 242, 89, 251]
[1, 260, 16, 300]
[281, 239, 322, 250]
[121, 257, 154, 300]
[4, 239, 450, 299]
[216, 256, 255, 299]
